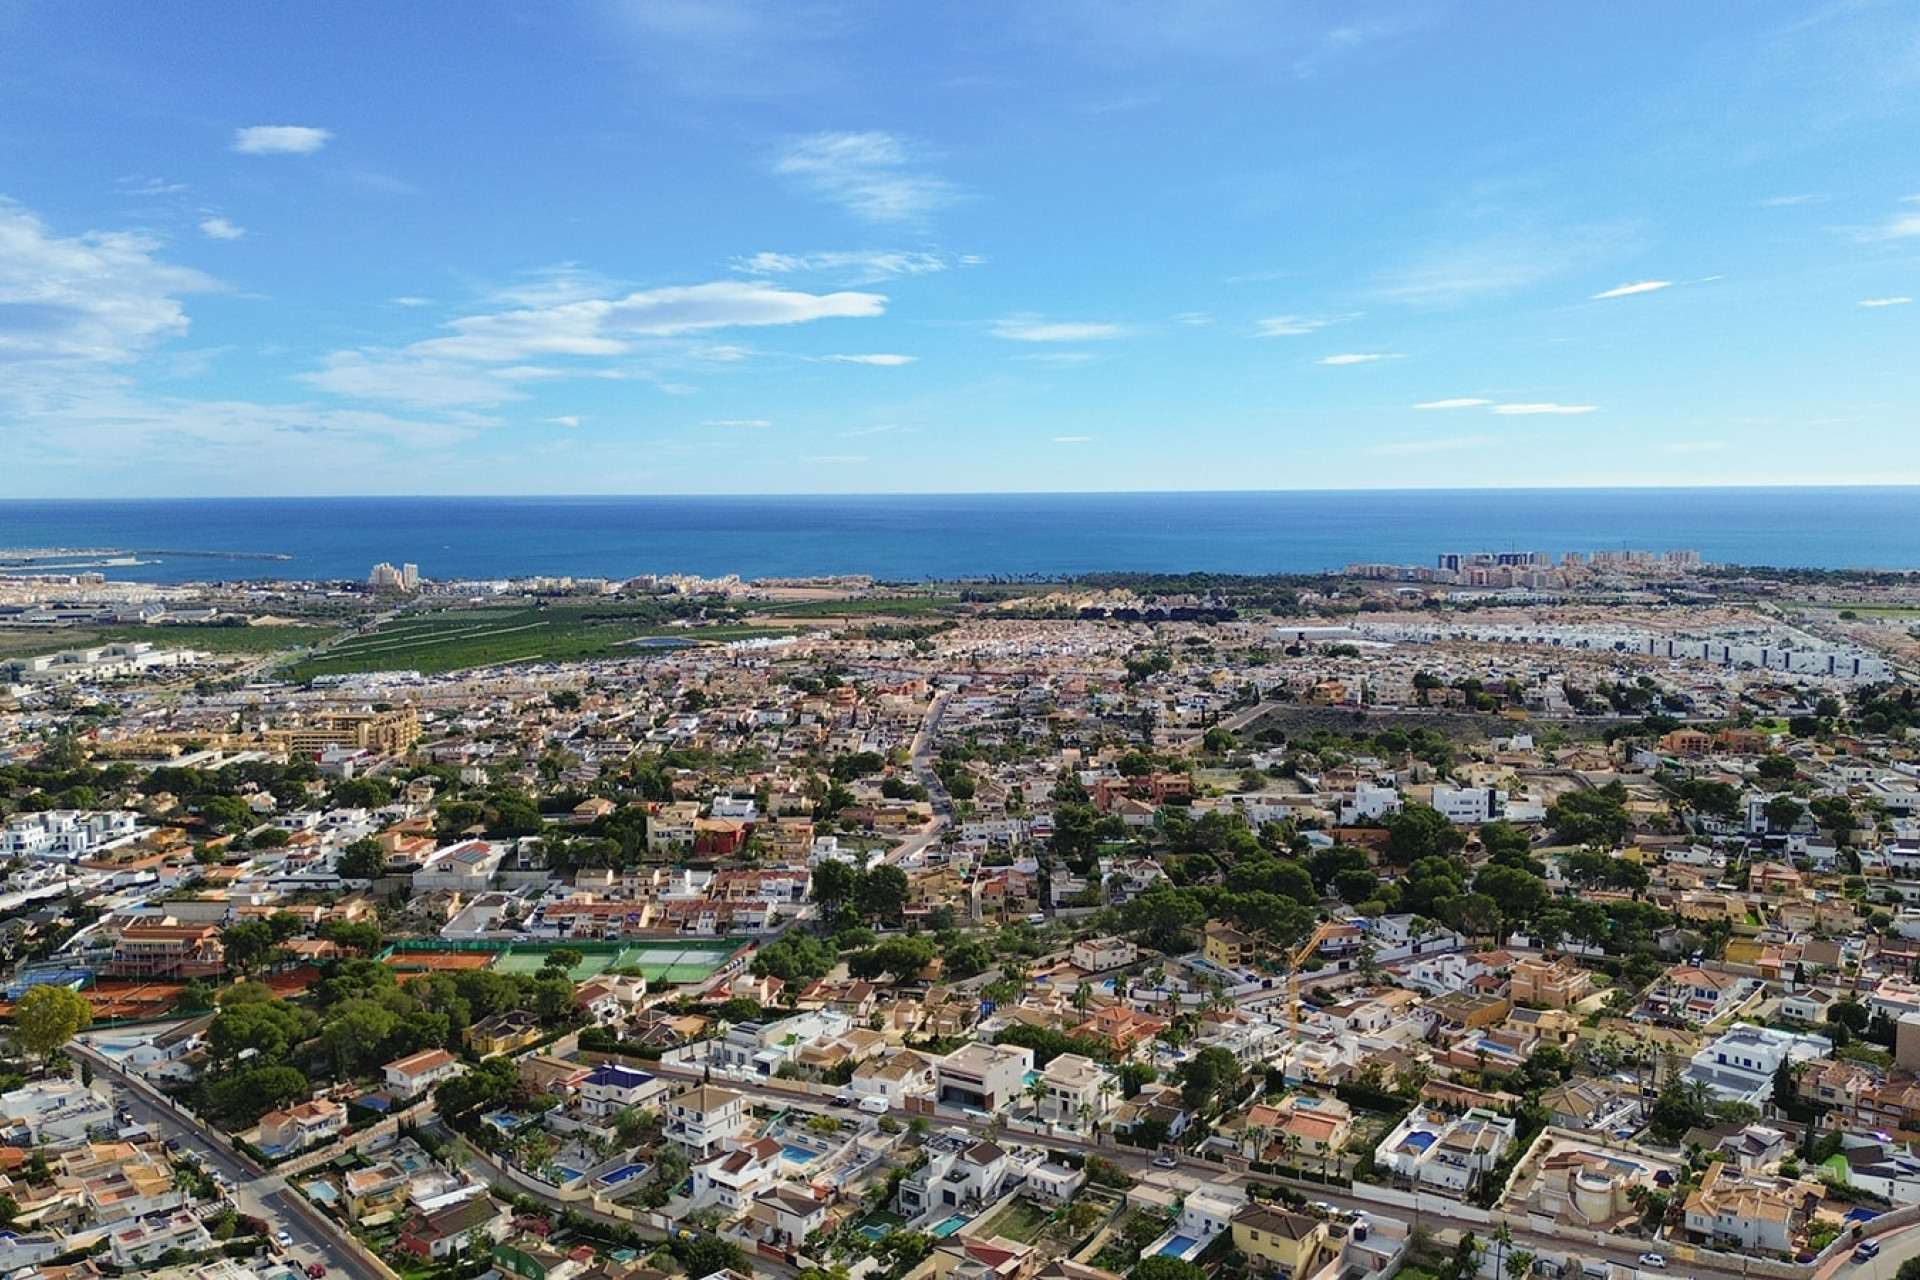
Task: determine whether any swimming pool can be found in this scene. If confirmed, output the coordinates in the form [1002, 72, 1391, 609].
[782, 1143, 819, 1165]
[932, 1214, 971, 1238]
[1160, 1236, 1200, 1257]
[598, 1163, 650, 1188]
[551, 1165, 586, 1183]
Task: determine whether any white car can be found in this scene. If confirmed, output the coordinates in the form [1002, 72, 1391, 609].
[1638, 1254, 1666, 1269]
[276, 1231, 294, 1248]
[1150, 1154, 1179, 1169]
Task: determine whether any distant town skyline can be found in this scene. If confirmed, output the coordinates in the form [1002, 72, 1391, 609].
[2, 2, 1917, 496]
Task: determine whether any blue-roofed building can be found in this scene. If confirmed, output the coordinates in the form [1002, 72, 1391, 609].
[580, 1062, 669, 1116]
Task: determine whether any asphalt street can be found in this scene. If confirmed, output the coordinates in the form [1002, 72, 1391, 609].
[75, 1042, 392, 1280]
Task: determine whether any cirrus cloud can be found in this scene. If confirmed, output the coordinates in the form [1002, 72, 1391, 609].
[1317, 352, 1394, 365]
[1413, 397, 1492, 409]
[231, 125, 332, 154]
[773, 132, 956, 224]
[1860, 296, 1912, 307]
[1254, 315, 1327, 336]
[1592, 280, 1671, 299]
[1491, 402, 1597, 415]
[824, 353, 915, 365]
[993, 318, 1126, 342]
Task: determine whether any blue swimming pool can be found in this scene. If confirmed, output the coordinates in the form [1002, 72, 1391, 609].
[551, 1165, 586, 1182]
[1160, 1236, 1199, 1257]
[599, 1163, 650, 1187]
[782, 1143, 818, 1164]
[932, 1214, 971, 1238]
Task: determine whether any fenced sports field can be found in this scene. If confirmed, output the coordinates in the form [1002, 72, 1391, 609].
[381, 939, 743, 985]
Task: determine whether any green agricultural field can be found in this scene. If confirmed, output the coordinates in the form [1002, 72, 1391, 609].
[0, 622, 341, 661]
[752, 595, 965, 618]
[280, 601, 783, 679]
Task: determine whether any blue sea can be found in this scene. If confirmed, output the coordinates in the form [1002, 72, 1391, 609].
[0, 489, 1916, 584]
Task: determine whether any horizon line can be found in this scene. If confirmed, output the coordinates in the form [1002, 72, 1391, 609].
[5, 482, 1920, 502]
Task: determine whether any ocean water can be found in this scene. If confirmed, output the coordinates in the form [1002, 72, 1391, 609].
[0, 489, 1915, 584]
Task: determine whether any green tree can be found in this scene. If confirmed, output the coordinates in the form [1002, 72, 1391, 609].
[1546, 783, 1632, 847]
[337, 837, 388, 880]
[1132, 1258, 1208, 1280]
[1384, 803, 1465, 865]
[1765, 795, 1806, 832]
[811, 859, 860, 915]
[221, 920, 277, 976]
[856, 865, 910, 924]
[12, 983, 93, 1065]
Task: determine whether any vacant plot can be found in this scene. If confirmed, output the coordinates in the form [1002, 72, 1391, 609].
[975, 1199, 1052, 1244]
[281, 601, 783, 679]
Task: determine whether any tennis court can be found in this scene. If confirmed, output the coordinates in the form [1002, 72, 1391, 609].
[491, 948, 619, 978]
[608, 942, 738, 983]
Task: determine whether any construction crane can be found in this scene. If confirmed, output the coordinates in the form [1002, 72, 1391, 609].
[1285, 919, 1341, 1064]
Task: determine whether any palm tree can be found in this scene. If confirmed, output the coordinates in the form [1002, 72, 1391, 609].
[1491, 1223, 1514, 1280]
[1026, 1075, 1050, 1123]
[1505, 1251, 1534, 1280]
[1243, 1122, 1270, 1162]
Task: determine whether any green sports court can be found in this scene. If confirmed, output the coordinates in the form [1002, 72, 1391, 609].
[382, 939, 743, 985]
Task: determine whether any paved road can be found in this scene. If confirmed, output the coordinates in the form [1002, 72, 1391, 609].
[75, 1042, 393, 1280]
[660, 1065, 1806, 1280]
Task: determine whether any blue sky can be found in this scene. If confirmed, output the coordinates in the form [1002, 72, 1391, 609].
[2, 1, 1918, 496]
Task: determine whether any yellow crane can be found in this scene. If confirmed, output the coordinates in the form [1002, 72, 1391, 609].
[1286, 919, 1341, 1061]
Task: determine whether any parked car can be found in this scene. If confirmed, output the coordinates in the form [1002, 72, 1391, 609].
[831, 1095, 853, 1107]
[1854, 1241, 1881, 1263]
[858, 1095, 888, 1115]
[1151, 1154, 1179, 1169]
[275, 1231, 293, 1248]
[1638, 1254, 1667, 1269]
[307, 1266, 327, 1278]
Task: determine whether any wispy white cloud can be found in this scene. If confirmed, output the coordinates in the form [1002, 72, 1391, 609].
[1864, 209, 1920, 240]
[702, 418, 773, 428]
[306, 280, 886, 407]
[993, 318, 1126, 342]
[1368, 435, 1496, 456]
[737, 249, 947, 282]
[838, 423, 915, 437]
[1491, 402, 1597, 415]
[198, 217, 246, 240]
[824, 353, 915, 365]
[1052, 435, 1093, 443]
[1592, 280, 1671, 299]
[1317, 353, 1393, 365]
[547, 416, 581, 428]
[773, 132, 956, 224]
[0, 202, 221, 367]
[1757, 194, 1831, 206]
[231, 125, 331, 155]
[1376, 231, 1606, 306]
[392, 297, 434, 308]
[1413, 397, 1492, 410]
[1254, 315, 1326, 337]
[1175, 312, 1212, 326]
[1012, 352, 1100, 364]
[120, 176, 187, 197]
[1860, 296, 1912, 307]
